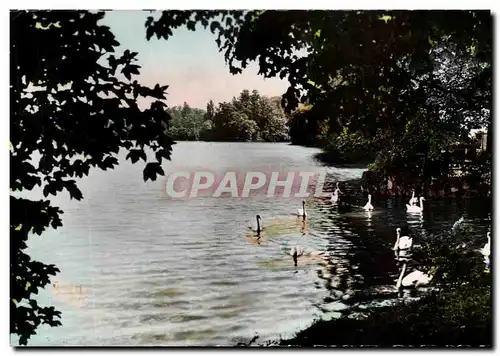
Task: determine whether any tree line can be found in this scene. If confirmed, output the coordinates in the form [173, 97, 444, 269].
[166, 89, 289, 142]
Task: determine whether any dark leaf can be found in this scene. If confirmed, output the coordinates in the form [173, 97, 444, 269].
[143, 162, 165, 182]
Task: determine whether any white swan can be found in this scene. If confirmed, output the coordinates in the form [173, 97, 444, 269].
[406, 197, 425, 213]
[363, 194, 373, 211]
[393, 227, 413, 251]
[409, 190, 418, 206]
[330, 189, 339, 203]
[479, 231, 491, 265]
[290, 245, 305, 258]
[297, 200, 307, 218]
[396, 263, 432, 289]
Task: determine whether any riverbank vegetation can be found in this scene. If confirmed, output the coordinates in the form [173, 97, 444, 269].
[276, 284, 491, 346]
[147, 10, 491, 198]
[166, 90, 289, 142]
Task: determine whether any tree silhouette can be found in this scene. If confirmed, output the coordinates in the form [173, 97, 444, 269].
[147, 10, 491, 190]
[10, 10, 174, 345]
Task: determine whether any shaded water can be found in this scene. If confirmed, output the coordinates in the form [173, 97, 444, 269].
[20, 142, 490, 346]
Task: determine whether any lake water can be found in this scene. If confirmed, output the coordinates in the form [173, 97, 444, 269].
[19, 142, 491, 346]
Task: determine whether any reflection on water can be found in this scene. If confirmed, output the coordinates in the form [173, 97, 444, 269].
[20, 142, 491, 346]
[51, 279, 88, 309]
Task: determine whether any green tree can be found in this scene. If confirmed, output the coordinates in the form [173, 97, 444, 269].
[204, 99, 215, 123]
[208, 89, 288, 142]
[199, 100, 216, 140]
[211, 101, 257, 141]
[257, 96, 289, 142]
[11, 10, 174, 345]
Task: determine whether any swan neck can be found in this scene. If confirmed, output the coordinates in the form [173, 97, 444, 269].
[394, 232, 400, 250]
[256, 217, 261, 233]
[396, 263, 407, 289]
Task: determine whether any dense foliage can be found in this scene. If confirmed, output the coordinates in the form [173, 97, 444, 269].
[167, 90, 289, 142]
[147, 10, 492, 192]
[210, 90, 288, 142]
[268, 221, 492, 347]
[10, 10, 174, 345]
[167, 102, 206, 140]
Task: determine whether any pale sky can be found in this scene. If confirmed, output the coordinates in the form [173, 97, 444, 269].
[100, 10, 289, 109]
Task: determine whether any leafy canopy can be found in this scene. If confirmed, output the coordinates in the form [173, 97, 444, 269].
[147, 10, 491, 185]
